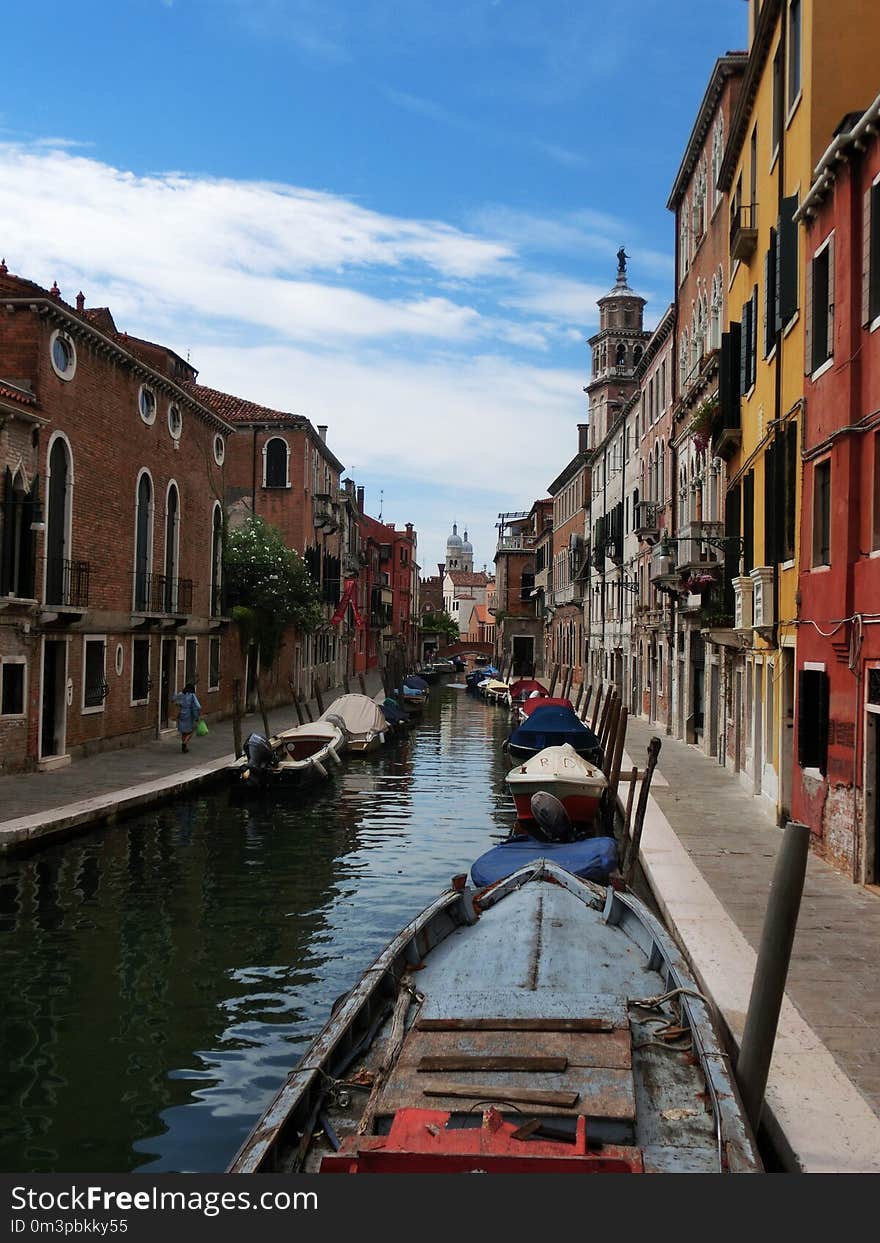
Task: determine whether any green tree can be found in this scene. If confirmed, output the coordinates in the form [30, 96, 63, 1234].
[224, 517, 323, 730]
[420, 610, 460, 644]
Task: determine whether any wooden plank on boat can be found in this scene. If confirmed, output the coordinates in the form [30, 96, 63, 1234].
[416, 1017, 614, 1033]
[416, 1055, 568, 1073]
[423, 1083, 579, 1108]
[402, 1028, 632, 1072]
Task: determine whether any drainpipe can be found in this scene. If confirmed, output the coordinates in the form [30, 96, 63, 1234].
[251, 426, 258, 515]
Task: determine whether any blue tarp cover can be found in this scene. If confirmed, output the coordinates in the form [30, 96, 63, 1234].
[404, 675, 429, 690]
[471, 834, 617, 886]
[508, 705, 603, 763]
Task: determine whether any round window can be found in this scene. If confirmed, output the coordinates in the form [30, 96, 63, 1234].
[168, 403, 183, 440]
[213, 434, 225, 466]
[139, 385, 157, 424]
[49, 329, 76, 381]
[115, 644, 124, 676]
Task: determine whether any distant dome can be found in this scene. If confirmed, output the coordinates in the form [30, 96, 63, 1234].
[462, 528, 473, 554]
[446, 522, 463, 550]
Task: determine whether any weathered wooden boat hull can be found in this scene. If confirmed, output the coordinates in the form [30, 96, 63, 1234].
[227, 862, 761, 1175]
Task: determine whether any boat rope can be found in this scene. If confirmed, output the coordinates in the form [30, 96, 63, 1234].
[628, 987, 726, 1173]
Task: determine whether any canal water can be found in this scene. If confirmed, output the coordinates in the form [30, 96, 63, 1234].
[0, 680, 522, 1174]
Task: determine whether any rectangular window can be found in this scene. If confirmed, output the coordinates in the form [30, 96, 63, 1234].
[209, 637, 221, 690]
[750, 125, 758, 218]
[784, 419, 798, 561]
[83, 638, 107, 711]
[810, 238, 833, 373]
[797, 667, 828, 772]
[788, 0, 801, 110]
[1, 660, 25, 716]
[184, 637, 198, 688]
[132, 638, 150, 703]
[813, 460, 831, 566]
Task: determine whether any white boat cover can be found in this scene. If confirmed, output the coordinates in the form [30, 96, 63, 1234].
[506, 743, 607, 788]
[276, 720, 342, 744]
[320, 694, 387, 737]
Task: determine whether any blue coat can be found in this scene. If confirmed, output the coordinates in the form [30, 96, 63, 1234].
[174, 690, 201, 733]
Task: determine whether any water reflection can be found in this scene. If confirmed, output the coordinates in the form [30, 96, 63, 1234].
[0, 683, 517, 1172]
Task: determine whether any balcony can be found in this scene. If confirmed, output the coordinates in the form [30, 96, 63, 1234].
[633, 501, 660, 543]
[495, 535, 535, 553]
[730, 203, 757, 262]
[649, 544, 679, 594]
[41, 558, 90, 622]
[676, 521, 724, 574]
[133, 572, 194, 619]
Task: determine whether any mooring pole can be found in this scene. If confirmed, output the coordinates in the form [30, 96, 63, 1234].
[736, 820, 811, 1133]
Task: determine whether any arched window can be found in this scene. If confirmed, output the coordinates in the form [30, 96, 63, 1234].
[659, 441, 665, 502]
[633, 345, 643, 368]
[164, 483, 180, 611]
[679, 331, 689, 388]
[134, 471, 153, 611]
[45, 435, 73, 607]
[211, 503, 223, 617]
[615, 343, 627, 370]
[711, 117, 724, 213]
[264, 437, 289, 488]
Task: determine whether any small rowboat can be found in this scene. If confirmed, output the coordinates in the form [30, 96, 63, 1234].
[228, 861, 760, 1174]
[506, 744, 608, 824]
[508, 678, 549, 705]
[481, 678, 510, 703]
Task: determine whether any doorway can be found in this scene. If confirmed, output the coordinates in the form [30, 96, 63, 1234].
[40, 639, 67, 759]
[865, 711, 880, 885]
[780, 651, 795, 822]
[160, 638, 177, 730]
[754, 662, 764, 795]
[512, 635, 534, 677]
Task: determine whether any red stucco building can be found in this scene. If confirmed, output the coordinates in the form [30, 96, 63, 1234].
[792, 95, 880, 883]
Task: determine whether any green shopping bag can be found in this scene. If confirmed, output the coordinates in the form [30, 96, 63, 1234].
[196, 719, 209, 737]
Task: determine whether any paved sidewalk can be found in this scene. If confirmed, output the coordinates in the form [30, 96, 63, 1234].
[625, 716, 880, 1171]
[0, 675, 382, 849]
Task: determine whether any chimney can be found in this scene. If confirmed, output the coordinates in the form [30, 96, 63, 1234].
[356, 486, 365, 511]
[317, 425, 327, 442]
[578, 423, 589, 454]
[406, 522, 413, 534]
[76, 292, 85, 312]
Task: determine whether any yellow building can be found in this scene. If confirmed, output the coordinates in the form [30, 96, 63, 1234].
[716, 0, 878, 819]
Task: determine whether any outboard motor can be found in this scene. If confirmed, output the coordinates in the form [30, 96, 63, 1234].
[530, 792, 573, 842]
[243, 732, 275, 782]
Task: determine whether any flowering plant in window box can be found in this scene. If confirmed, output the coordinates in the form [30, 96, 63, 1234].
[688, 395, 719, 455]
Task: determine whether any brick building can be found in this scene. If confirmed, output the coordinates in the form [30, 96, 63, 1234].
[493, 501, 550, 676]
[0, 267, 234, 771]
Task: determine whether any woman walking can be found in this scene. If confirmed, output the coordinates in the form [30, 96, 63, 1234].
[174, 682, 201, 753]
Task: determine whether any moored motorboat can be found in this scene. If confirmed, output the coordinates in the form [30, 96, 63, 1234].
[321, 694, 388, 754]
[507, 704, 603, 767]
[227, 720, 346, 795]
[228, 861, 760, 1174]
[518, 695, 574, 722]
[506, 743, 608, 824]
[466, 666, 498, 692]
[481, 678, 510, 703]
[508, 678, 549, 707]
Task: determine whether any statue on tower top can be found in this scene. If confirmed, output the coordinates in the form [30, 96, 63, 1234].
[616, 246, 628, 277]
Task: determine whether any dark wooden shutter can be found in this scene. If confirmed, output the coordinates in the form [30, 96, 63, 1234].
[743, 470, 754, 575]
[20, 476, 37, 599]
[775, 213, 783, 333]
[804, 252, 814, 375]
[780, 194, 800, 327]
[797, 668, 829, 773]
[863, 186, 872, 326]
[785, 422, 798, 560]
[724, 483, 741, 614]
[750, 286, 758, 386]
[0, 467, 13, 596]
[740, 302, 750, 395]
[826, 233, 835, 361]
[764, 436, 777, 566]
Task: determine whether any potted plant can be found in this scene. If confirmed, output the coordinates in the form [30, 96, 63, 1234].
[688, 395, 718, 455]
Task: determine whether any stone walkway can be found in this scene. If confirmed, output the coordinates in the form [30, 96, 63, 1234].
[626, 715, 880, 1167]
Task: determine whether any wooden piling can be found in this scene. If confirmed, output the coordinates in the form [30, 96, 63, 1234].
[231, 678, 243, 758]
[580, 684, 593, 721]
[590, 684, 604, 731]
[342, 674, 351, 694]
[573, 682, 584, 713]
[358, 673, 367, 697]
[597, 688, 614, 751]
[623, 736, 662, 886]
[313, 681, 325, 715]
[293, 695, 305, 726]
[547, 664, 559, 697]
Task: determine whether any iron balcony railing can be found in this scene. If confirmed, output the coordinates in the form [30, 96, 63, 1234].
[133, 572, 194, 614]
[633, 501, 660, 540]
[43, 557, 90, 609]
[730, 203, 757, 261]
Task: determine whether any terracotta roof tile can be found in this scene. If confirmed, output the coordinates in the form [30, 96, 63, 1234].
[448, 571, 491, 586]
[181, 380, 307, 427]
[0, 378, 36, 406]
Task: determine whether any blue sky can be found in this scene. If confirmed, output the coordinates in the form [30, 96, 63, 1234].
[0, 0, 746, 573]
